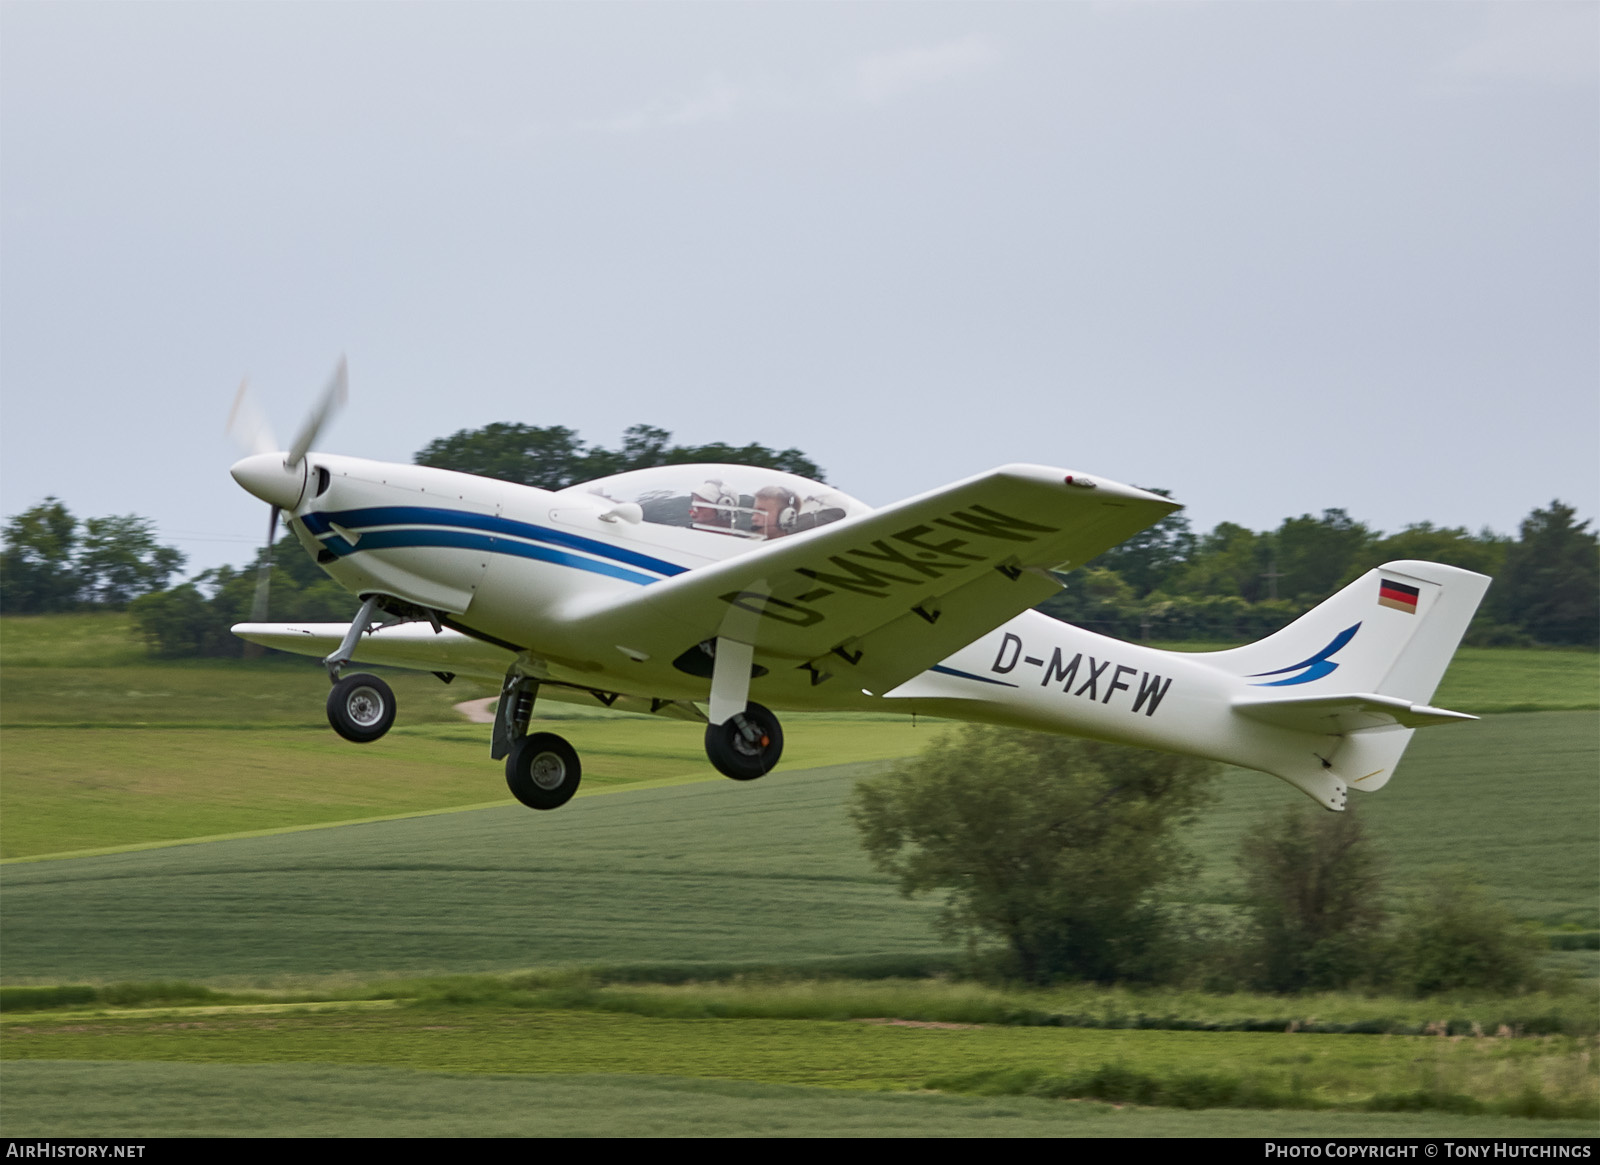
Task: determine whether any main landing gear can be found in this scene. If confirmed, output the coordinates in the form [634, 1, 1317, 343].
[700, 637, 783, 781]
[505, 732, 582, 810]
[704, 701, 784, 781]
[493, 672, 582, 811]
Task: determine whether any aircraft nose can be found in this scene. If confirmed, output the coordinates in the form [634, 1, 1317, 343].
[230, 452, 307, 510]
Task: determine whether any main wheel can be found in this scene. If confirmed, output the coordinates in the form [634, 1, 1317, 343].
[704, 701, 784, 781]
[327, 673, 396, 743]
[506, 732, 582, 810]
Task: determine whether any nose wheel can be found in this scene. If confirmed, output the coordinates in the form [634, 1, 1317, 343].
[704, 701, 784, 781]
[327, 673, 396, 743]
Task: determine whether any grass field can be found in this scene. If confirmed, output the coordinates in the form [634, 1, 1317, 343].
[5, 1001, 1594, 1116]
[2, 613, 1596, 1136]
[9, 1063, 1594, 1138]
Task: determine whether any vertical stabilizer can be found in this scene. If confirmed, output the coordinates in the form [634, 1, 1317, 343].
[1206, 561, 1490, 808]
[1201, 561, 1489, 703]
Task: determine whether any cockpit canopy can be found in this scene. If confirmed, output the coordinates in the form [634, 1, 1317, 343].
[560, 464, 871, 541]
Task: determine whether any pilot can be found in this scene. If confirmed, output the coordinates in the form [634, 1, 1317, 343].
[689, 481, 738, 533]
[751, 485, 800, 540]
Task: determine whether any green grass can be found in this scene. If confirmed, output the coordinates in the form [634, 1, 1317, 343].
[1, 611, 147, 668]
[3, 713, 1594, 981]
[12, 973, 1592, 1038]
[8, 1062, 1594, 1138]
[1433, 647, 1600, 714]
[0, 762, 951, 981]
[2, 613, 1596, 1136]
[0, 716, 935, 859]
[1175, 710, 1600, 930]
[4, 1000, 1594, 1119]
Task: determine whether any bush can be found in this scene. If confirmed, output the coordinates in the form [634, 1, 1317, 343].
[1233, 803, 1389, 993]
[850, 726, 1217, 985]
[1394, 869, 1545, 995]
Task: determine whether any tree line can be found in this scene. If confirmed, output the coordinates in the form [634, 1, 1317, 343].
[1045, 497, 1596, 647]
[1, 423, 1594, 654]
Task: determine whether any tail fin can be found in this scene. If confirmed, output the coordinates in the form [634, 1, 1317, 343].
[1203, 561, 1490, 703]
[1203, 561, 1491, 809]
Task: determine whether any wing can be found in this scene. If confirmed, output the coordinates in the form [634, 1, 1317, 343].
[558, 464, 1178, 694]
[231, 621, 515, 681]
[229, 621, 707, 719]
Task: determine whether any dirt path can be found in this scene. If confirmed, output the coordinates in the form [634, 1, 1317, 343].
[453, 697, 496, 724]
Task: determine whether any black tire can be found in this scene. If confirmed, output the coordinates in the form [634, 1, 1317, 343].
[327, 673, 396, 743]
[505, 732, 582, 810]
[704, 701, 784, 781]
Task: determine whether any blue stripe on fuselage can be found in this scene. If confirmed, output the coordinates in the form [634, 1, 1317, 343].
[322, 527, 662, 586]
[301, 506, 689, 580]
[930, 664, 1018, 688]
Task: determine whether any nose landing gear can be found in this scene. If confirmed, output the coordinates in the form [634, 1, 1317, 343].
[327, 672, 396, 743]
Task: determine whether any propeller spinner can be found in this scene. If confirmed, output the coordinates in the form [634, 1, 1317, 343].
[227, 357, 348, 628]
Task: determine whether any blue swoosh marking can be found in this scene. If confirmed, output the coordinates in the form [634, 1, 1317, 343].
[1248, 623, 1360, 687]
[331, 528, 662, 586]
[302, 506, 689, 579]
[930, 664, 1019, 688]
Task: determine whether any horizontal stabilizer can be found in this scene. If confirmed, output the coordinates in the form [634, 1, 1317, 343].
[1233, 691, 1477, 735]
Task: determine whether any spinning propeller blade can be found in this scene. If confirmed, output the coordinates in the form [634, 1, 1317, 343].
[287, 356, 348, 469]
[226, 378, 278, 457]
[249, 505, 280, 624]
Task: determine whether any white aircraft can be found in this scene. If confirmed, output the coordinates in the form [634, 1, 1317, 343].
[229, 362, 1489, 812]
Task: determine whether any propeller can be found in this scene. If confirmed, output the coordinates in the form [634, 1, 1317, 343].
[226, 377, 277, 457]
[287, 356, 348, 470]
[227, 357, 348, 635]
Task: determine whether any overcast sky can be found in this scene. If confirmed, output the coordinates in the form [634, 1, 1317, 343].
[2, 2, 1595, 577]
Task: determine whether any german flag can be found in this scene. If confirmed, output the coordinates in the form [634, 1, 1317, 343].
[1378, 578, 1420, 614]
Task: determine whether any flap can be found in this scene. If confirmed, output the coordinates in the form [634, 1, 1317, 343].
[1233, 691, 1478, 734]
[557, 464, 1178, 692]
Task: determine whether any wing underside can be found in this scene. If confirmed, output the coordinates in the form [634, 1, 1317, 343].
[554, 464, 1178, 696]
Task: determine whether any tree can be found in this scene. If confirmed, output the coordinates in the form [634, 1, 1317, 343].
[415, 422, 825, 487]
[1491, 501, 1599, 646]
[850, 726, 1217, 984]
[1235, 803, 1387, 992]
[0, 498, 79, 612]
[1353, 522, 1505, 582]
[1035, 565, 1138, 638]
[1176, 522, 1274, 601]
[415, 423, 590, 489]
[1274, 509, 1373, 601]
[1084, 488, 1195, 597]
[76, 515, 186, 607]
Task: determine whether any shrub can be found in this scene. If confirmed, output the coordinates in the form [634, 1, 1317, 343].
[1394, 869, 1545, 995]
[850, 726, 1216, 985]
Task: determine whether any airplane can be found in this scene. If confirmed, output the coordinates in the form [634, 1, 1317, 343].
[228, 361, 1490, 813]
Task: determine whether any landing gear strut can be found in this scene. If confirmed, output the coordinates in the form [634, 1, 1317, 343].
[322, 595, 397, 743]
[704, 701, 784, 781]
